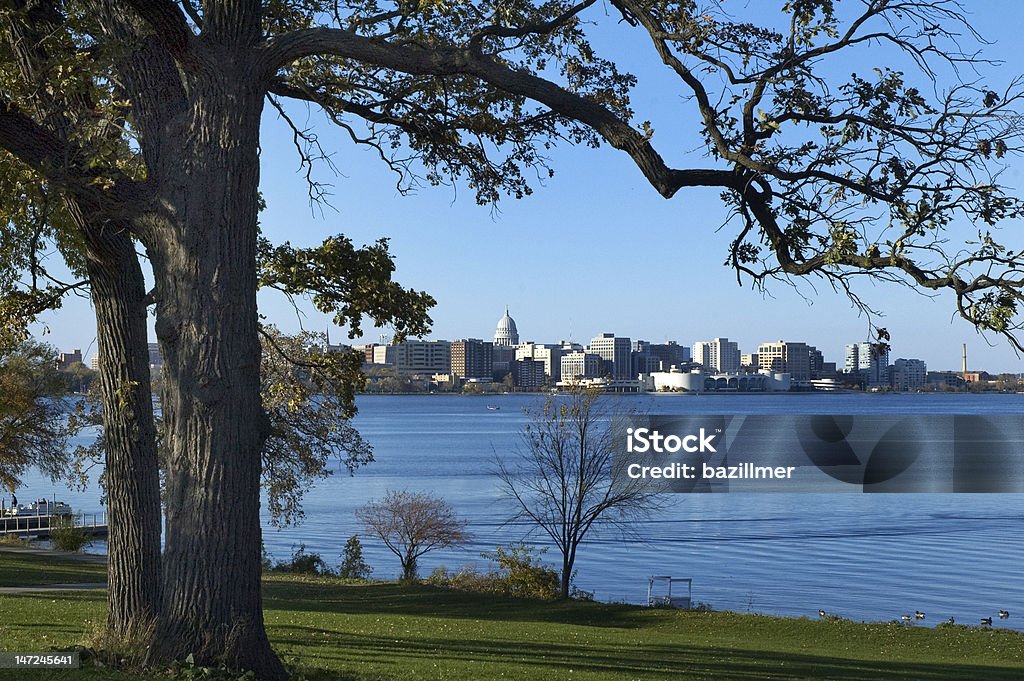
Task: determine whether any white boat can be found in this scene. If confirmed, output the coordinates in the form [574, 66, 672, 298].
[2, 498, 73, 518]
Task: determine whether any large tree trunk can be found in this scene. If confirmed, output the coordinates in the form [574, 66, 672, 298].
[144, 73, 284, 680]
[79, 221, 163, 637]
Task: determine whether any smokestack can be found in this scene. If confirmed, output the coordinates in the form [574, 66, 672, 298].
[962, 343, 968, 377]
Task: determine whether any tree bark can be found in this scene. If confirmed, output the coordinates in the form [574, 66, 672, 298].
[142, 68, 284, 680]
[78, 220, 163, 637]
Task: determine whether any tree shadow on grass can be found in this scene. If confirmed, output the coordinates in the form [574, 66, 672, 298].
[273, 625, 1023, 681]
[263, 580, 645, 628]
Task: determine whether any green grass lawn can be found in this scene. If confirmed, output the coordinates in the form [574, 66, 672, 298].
[0, 550, 105, 587]
[0, 554, 1022, 680]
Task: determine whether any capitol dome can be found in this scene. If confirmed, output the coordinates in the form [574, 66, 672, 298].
[494, 307, 519, 346]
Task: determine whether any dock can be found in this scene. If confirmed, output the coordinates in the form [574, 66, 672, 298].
[0, 512, 108, 540]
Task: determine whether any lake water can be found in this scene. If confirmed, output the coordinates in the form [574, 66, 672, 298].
[15, 392, 1024, 629]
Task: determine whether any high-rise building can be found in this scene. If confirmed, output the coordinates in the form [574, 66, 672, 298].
[561, 351, 602, 381]
[648, 342, 690, 371]
[493, 308, 519, 346]
[631, 341, 663, 375]
[511, 358, 546, 390]
[892, 358, 927, 391]
[845, 342, 890, 387]
[806, 344, 836, 379]
[451, 339, 493, 380]
[355, 344, 378, 364]
[757, 341, 811, 381]
[588, 333, 632, 379]
[740, 353, 759, 371]
[515, 343, 563, 382]
[394, 340, 451, 374]
[492, 344, 517, 379]
[692, 338, 740, 373]
[55, 349, 83, 371]
[368, 340, 450, 373]
[148, 343, 163, 370]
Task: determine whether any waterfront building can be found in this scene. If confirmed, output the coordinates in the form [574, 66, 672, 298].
[148, 342, 163, 370]
[354, 343, 378, 364]
[511, 358, 546, 390]
[369, 340, 451, 374]
[892, 358, 927, 391]
[648, 341, 690, 370]
[561, 351, 602, 381]
[588, 333, 633, 379]
[757, 341, 811, 381]
[55, 349, 83, 371]
[631, 340, 662, 375]
[845, 342, 890, 387]
[927, 370, 966, 389]
[492, 344, 517, 379]
[451, 339, 493, 380]
[692, 338, 740, 373]
[515, 343, 563, 382]
[646, 368, 791, 393]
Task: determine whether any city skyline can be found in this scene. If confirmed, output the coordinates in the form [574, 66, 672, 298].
[54, 306, 1005, 377]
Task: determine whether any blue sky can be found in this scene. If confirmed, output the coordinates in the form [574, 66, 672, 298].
[32, 1, 1024, 373]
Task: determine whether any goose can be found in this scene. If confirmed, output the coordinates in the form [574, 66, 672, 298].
[947, 617, 955, 625]
[818, 609, 826, 617]
[914, 611, 926, 620]
[999, 610, 1010, 619]
[900, 614, 912, 622]
[981, 617, 993, 626]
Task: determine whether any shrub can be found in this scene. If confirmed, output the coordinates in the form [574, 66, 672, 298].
[426, 565, 500, 593]
[49, 514, 90, 552]
[272, 544, 332, 576]
[427, 543, 560, 600]
[338, 535, 372, 580]
[483, 543, 560, 600]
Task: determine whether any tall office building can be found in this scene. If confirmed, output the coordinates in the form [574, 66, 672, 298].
[757, 341, 811, 381]
[394, 340, 451, 374]
[561, 351, 602, 381]
[511, 358, 546, 390]
[691, 338, 740, 373]
[631, 341, 662, 375]
[648, 342, 690, 370]
[55, 349, 83, 371]
[451, 339, 494, 380]
[368, 340, 451, 373]
[516, 343, 563, 382]
[148, 342, 163, 370]
[892, 358, 927, 391]
[588, 333, 633, 379]
[845, 342, 890, 387]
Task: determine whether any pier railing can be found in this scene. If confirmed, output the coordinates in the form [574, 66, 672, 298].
[0, 511, 108, 537]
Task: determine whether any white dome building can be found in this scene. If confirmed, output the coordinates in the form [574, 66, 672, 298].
[494, 308, 519, 346]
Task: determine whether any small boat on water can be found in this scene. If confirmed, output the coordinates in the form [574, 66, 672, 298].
[486, 405, 500, 411]
[1, 498, 73, 518]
